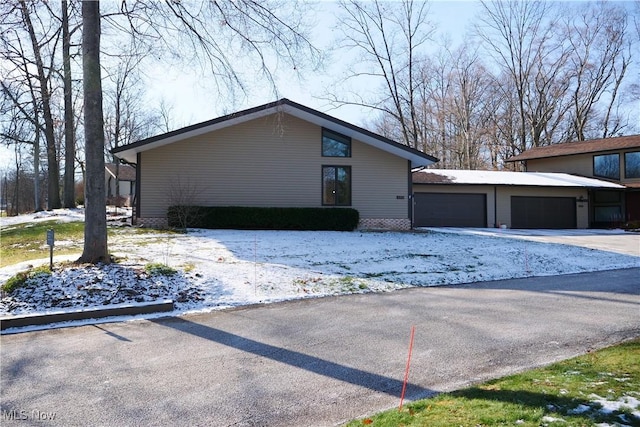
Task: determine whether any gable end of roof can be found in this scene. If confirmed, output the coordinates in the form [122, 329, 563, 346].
[111, 98, 438, 168]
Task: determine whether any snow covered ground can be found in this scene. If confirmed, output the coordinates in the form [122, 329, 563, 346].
[1, 208, 639, 327]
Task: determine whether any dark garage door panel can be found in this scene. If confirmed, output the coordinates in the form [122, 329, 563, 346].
[414, 193, 486, 227]
[511, 196, 576, 229]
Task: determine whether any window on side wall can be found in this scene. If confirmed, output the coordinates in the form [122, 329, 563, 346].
[624, 151, 640, 179]
[322, 166, 351, 206]
[593, 153, 620, 180]
[322, 129, 351, 157]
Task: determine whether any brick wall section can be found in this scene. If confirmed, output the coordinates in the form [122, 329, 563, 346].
[138, 217, 169, 229]
[139, 217, 411, 231]
[358, 218, 411, 231]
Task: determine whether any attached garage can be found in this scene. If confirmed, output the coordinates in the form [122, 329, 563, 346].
[414, 193, 486, 227]
[412, 169, 624, 229]
[511, 196, 576, 229]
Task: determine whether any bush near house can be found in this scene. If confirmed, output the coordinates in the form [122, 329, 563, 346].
[167, 206, 360, 231]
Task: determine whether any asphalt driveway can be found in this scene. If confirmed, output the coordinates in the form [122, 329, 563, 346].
[432, 228, 640, 257]
[2, 268, 639, 426]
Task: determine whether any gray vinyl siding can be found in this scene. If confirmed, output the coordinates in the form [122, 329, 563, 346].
[139, 113, 409, 219]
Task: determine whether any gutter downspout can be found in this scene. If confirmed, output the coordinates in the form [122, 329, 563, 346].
[409, 160, 414, 229]
[494, 186, 498, 228]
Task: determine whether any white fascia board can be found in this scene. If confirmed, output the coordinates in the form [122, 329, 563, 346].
[416, 169, 625, 188]
[113, 108, 277, 163]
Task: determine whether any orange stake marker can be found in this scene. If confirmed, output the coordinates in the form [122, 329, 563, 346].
[399, 325, 416, 411]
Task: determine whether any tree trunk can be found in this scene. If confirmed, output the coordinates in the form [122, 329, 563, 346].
[78, 0, 109, 264]
[33, 112, 41, 212]
[62, 0, 76, 208]
[19, 0, 61, 210]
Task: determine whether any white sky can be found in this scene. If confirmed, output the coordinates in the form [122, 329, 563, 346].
[144, 0, 481, 128]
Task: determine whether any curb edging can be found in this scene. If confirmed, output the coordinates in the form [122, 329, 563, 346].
[0, 300, 174, 331]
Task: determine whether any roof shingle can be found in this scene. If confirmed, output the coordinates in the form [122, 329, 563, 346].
[506, 135, 640, 162]
[105, 163, 136, 181]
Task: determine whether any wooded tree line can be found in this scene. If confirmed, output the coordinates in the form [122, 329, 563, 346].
[330, 0, 639, 170]
[0, 1, 172, 213]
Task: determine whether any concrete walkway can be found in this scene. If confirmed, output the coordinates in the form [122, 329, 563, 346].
[1, 268, 639, 426]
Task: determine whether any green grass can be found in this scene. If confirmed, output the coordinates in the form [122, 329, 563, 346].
[1, 220, 178, 268]
[348, 339, 640, 427]
[0, 221, 85, 267]
[2, 265, 51, 293]
[145, 262, 178, 276]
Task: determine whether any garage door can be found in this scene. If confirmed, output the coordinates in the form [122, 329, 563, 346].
[511, 196, 576, 229]
[414, 193, 486, 227]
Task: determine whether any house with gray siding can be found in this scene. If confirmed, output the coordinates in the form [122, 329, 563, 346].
[507, 135, 640, 227]
[105, 163, 136, 206]
[112, 99, 437, 230]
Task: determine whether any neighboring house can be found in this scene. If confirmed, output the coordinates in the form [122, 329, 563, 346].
[111, 99, 437, 229]
[507, 135, 640, 227]
[105, 163, 136, 207]
[412, 169, 623, 229]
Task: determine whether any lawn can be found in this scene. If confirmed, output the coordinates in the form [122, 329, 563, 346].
[348, 339, 640, 427]
[0, 221, 85, 267]
[0, 220, 169, 268]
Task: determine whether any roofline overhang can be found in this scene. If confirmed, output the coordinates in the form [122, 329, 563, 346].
[411, 182, 625, 189]
[112, 99, 438, 168]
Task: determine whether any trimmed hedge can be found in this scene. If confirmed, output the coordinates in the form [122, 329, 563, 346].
[167, 206, 360, 231]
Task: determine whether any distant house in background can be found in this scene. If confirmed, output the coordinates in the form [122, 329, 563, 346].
[507, 135, 640, 227]
[105, 163, 136, 207]
[412, 169, 623, 229]
[112, 99, 437, 229]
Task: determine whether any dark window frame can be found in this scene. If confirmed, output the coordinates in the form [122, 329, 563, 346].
[322, 128, 351, 158]
[624, 151, 640, 179]
[593, 153, 620, 180]
[322, 165, 352, 206]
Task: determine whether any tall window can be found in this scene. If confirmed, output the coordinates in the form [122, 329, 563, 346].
[593, 153, 620, 180]
[624, 152, 640, 178]
[322, 129, 351, 157]
[322, 166, 351, 206]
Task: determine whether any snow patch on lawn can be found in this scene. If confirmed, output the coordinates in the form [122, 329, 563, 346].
[2, 209, 639, 332]
[1, 208, 85, 227]
[566, 394, 640, 426]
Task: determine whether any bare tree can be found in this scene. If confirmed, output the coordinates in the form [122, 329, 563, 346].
[77, 0, 320, 264]
[475, 0, 563, 153]
[327, 0, 435, 149]
[563, 1, 632, 140]
[101, 0, 320, 101]
[103, 43, 161, 205]
[0, 1, 84, 210]
[0, 55, 43, 211]
[166, 177, 203, 230]
[61, 0, 80, 208]
[17, 0, 62, 209]
[416, 47, 453, 164]
[445, 45, 495, 169]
